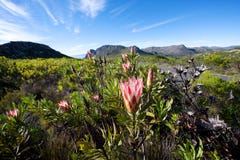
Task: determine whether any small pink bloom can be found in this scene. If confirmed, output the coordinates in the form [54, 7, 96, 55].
[119, 77, 144, 113]
[86, 50, 92, 59]
[58, 100, 70, 111]
[122, 61, 131, 72]
[121, 54, 128, 60]
[7, 109, 19, 119]
[147, 68, 153, 87]
[92, 95, 100, 101]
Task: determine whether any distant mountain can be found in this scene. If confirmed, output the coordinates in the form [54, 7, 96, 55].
[190, 47, 213, 53]
[143, 45, 196, 56]
[191, 46, 237, 53]
[80, 44, 240, 59]
[142, 45, 240, 57]
[86, 44, 240, 58]
[93, 45, 152, 57]
[95, 45, 126, 56]
[0, 41, 69, 59]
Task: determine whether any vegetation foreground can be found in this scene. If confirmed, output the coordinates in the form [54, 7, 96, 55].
[0, 48, 240, 159]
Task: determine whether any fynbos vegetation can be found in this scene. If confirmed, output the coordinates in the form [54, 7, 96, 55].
[0, 47, 240, 159]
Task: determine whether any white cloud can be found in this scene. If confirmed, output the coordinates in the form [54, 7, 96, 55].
[0, 0, 29, 17]
[132, 17, 184, 33]
[0, 19, 46, 42]
[36, 0, 58, 25]
[74, 26, 80, 34]
[70, 0, 106, 18]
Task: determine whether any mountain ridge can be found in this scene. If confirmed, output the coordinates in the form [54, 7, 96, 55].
[88, 44, 239, 57]
[0, 41, 238, 59]
[0, 41, 69, 59]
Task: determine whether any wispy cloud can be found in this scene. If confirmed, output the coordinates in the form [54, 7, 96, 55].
[0, 19, 46, 42]
[70, 0, 106, 18]
[110, 2, 132, 17]
[132, 17, 184, 33]
[36, 0, 58, 25]
[0, 0, 29, 18]
[125, 21, 141, 29]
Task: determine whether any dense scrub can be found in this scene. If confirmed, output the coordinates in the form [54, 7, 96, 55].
[0, 49, 240, 159]
[192, 50, 240, 75]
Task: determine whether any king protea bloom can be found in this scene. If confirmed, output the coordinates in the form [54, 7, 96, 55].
[58, 100, 70, 111]
[7, 109, 19, 119]
[122, 61, 131, 72]
[147, 68, 153, 87]
[119, 77, 144, 113]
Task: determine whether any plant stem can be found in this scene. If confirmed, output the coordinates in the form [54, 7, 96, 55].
[132, 112, 137, 160]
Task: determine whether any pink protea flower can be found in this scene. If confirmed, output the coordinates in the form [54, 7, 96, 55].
[119, 77, 144, 113]
[122, 61, 131, 72]
[92, 95, 100, 102]
[86, 50, 92, 59]
[122, 53, 128, 60]
[58, 100, 70, 111]
[7, 109, 19, 119]
[147, 68, 153, 87]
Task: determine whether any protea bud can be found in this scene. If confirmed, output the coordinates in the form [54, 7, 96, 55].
[92, 95, 100, 102]
[147, 68, 153, 87]
[58, 100, 70, 111]
[188, 57, 194, 63]
[130, 46, 135, 55]
[194, 71, 200, 77]
[175, 66, 184, 74]
[122, 61, 131, 72]
[122, 54, 128, 60]
[80, 90, 86, 95]
[6, 109, 19, 119]
[119, 77, 144, 113]
[173, 74, 177, 79]
[197, 64, 208, 72]
[86, 50, 92, 59]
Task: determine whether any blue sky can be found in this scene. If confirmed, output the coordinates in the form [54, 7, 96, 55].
[0, 0, 239, 57]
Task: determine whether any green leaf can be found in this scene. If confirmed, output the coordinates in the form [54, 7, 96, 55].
[196, 138, 203, 159]
[146, 111, 155, 118]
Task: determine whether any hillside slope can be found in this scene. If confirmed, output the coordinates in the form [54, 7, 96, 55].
[0, 41, 69, 59]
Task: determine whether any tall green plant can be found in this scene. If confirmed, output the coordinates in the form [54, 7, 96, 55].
[174, 138, 203, 160]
